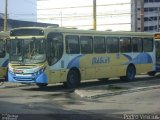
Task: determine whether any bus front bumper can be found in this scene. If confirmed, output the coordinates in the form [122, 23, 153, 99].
[8, 72, 48, 84]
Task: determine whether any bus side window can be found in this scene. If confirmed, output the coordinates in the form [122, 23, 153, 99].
[80, 36, 93, 54]
[66, 35, 80, 54]
[94, 36, 106, 53]
[143, 38, 153, 52]
[47, 33, 63, 66]
[106, 37, 119, 53]
[132, 37, 143, 52]
[119, 37, 131, 53]
[0, 39, 5, 58]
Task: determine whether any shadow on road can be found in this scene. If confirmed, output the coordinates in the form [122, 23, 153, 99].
[19, 75, 159, 93]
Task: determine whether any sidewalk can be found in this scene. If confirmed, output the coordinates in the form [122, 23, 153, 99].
[75, 79, 160, 98]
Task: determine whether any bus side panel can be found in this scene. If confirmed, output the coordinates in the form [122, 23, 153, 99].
[47, 54, 81, 83]
[60, 69, 68, 82]
[79, 53, 130, 80]
[95, 66, 111, 78]
[136, 64, 153, 74]
[0, 67, 7, 78]
[80, 54, 95, 80]
[108, 54, 129, 77]
[133, 52, 153, 74]
[46, 52, 153, 84]
[80, 68, 85, 80]
[47, 68, 69, 84]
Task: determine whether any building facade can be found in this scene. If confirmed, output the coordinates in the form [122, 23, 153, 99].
[132, 0, 160, 32]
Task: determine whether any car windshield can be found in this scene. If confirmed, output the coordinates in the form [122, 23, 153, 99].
[10, 38, 46, 64]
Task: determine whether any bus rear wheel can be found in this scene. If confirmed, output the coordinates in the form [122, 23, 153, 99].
[120, 65, 136, 81]
[65, 69, 80, 89]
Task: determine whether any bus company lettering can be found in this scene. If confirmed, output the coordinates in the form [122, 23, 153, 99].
[92, 56, 110, 64]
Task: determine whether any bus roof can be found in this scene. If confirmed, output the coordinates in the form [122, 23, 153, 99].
[10, 27, 153, 37]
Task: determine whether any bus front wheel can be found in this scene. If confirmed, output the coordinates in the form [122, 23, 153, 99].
[65, 69, 80, 89]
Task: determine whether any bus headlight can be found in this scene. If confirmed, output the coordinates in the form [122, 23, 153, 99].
[35, 67, 46, 76]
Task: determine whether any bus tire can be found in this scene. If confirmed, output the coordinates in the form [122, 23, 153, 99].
[147, 71, 156, 76]
[120, 65, 136, 81]
[37, 83, 48, 88]
[66, 69, 80, 89]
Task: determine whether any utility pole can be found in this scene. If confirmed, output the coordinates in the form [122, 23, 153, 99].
[3, 0, 8, 32]
[60, 11, 62, 27]
[93, 0, 96, 30]
[157, 7, 160, 32]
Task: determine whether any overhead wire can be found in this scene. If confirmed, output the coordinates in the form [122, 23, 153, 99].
[37, 2, 130, 10]
[1, 1, 132, 29]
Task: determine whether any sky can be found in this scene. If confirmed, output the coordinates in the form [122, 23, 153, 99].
[0, 0, 37, 22]
[37, 0, 131, 31]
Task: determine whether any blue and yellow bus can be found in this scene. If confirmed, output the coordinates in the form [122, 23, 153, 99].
[8, 27, 154, 88]
[0, 31, 9, 80]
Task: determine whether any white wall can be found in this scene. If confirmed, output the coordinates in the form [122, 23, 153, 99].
[0, 0, 37, 22]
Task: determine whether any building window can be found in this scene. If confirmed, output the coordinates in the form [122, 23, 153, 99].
[149, 26, 154, 30]
[137, 18, 141, 20]
[138, 28, 141, 30]
[149, 8, 154, 11]
[137, 8, 141, 11]
[155, 26, 157, 30]
[144, 27, 149, 31]
[149, 0, 154, 2]
[144, 8, 148, 12]
[144, 0, 148, 3]
[144, 16, 158, 22]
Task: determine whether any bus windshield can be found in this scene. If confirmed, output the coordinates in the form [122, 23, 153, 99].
[10, 38, 46, 64]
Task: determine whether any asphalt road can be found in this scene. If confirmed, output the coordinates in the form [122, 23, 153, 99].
[0, 75, 160, 120]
